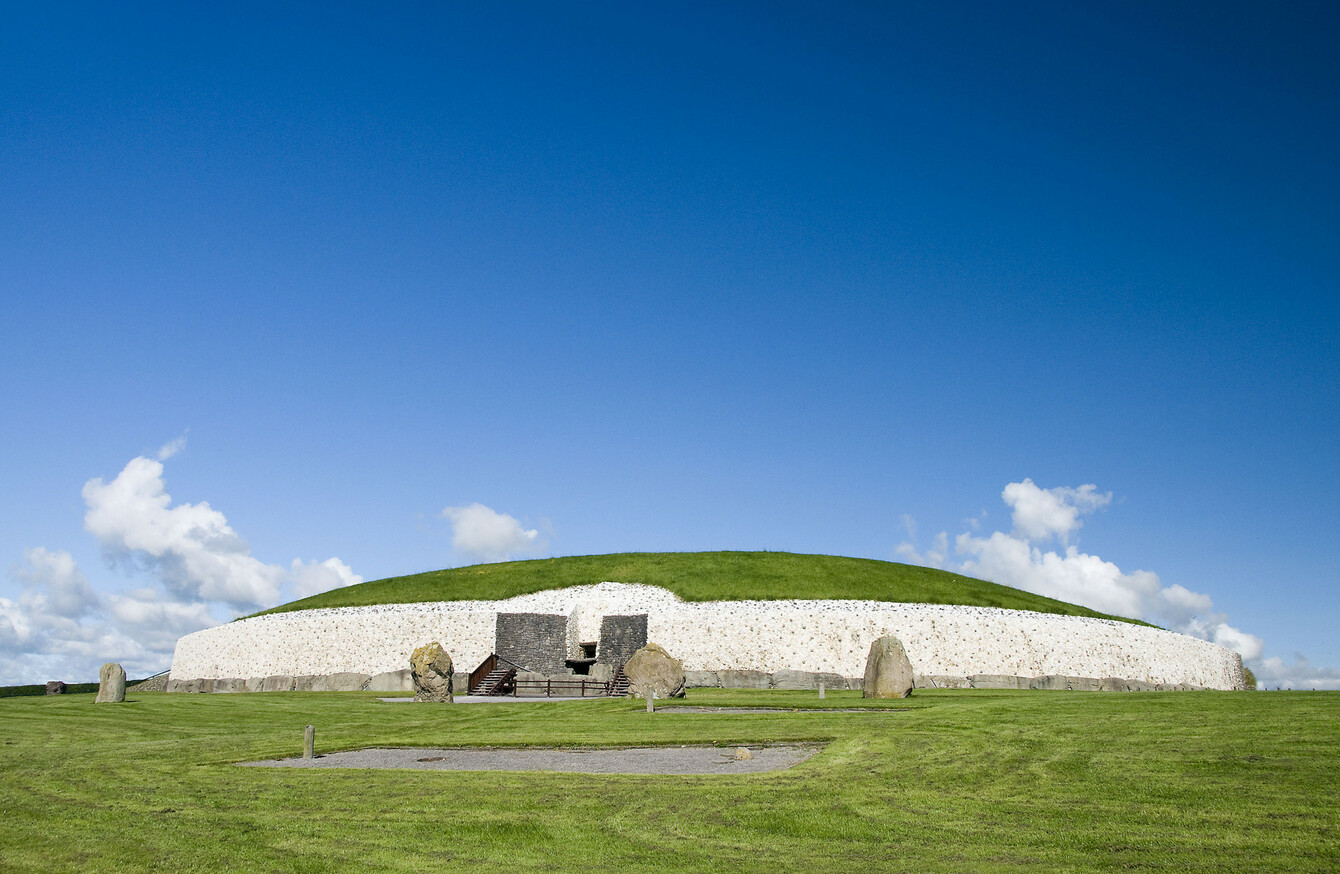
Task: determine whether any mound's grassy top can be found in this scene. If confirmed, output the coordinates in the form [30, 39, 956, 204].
[256, 551, 1143, 624]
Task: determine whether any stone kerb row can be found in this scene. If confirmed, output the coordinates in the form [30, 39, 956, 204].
[168, 583, 1247, 690]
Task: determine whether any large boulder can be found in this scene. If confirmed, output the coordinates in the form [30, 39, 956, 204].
[96, 663, 126, 703]
[622, 642, 686, 699]
[863, 636, 914, 699]
[411, 642, 454, 702]
[44, 681, 66, 696]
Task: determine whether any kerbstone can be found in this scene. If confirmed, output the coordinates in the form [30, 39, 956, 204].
[717, 670, 769, 689]
[684, 670, 720, 688]
[367, 670, 414, 693]
[863, 636, 914, 699]
[1031, 675, 1102, 692]
[971, 674, 1028, 690]
[918, 675, 970, 689]
[318, 672, 371, 692]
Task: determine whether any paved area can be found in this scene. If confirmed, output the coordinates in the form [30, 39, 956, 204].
[661, 706, 907, 713]
[239, 744, 821, 774]
[379, 695, 605, 703]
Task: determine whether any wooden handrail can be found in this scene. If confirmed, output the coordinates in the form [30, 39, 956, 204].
[509, 676, 617, 698]
[468, 654, 497, 694]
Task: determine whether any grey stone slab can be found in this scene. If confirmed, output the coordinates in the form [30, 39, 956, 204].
[367, 670, 413, 693]
[769, 670, 816, 690]
[767, 670, 848, 690]
[1030, 675, 1101, 691]
[718, 670, 770, 689]
[684, 671, 720, 688]
[915, 675, 970, 689]
[261, 675, 296, 692]
[970, 674, 1029, 690]
[317, 672, 371, 692]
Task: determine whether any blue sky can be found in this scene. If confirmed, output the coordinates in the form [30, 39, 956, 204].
[2, 2, 1336, 687]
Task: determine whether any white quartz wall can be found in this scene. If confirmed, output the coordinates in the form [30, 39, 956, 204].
[169, 582, 1245, 689]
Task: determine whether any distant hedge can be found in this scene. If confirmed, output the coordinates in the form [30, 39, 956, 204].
[0, 681, 140, 698]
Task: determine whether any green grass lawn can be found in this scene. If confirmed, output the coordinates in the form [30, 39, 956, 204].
[258, 551, 1144, 624]
[2, 689, 1334, 872]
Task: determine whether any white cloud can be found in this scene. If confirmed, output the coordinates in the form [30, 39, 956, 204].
[1207, 623, 1264, 662]
[442, 502, 543, 563]
[106, 588, 218, 653]
[901, 480, 1267, 667]
[895, 516, 947, 568]
[81, 447, 364, 610]
[1002, 478, 1111, 543]
[955, 530, 1168, 620]
[288, 557, 363, 599]
[156, 433, 188, 461]
[1, 549, 159, 685]
[1254, 656, 1340, 691]
[82, 455, 285, 609]
[12, 547, 99, 616]
[0, 446, 365, 684]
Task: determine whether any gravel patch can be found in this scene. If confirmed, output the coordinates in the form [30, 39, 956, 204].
[239, 744, 821, 774]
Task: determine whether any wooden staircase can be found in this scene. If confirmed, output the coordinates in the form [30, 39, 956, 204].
[474, 666, 516, 696]
[606, 665, 630, 697]
[469, 654, 630, 697]
[468, 653, 517, 696]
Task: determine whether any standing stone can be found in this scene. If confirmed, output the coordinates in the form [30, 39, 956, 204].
[622, 642, 686, 699]
[96, 663, 126, 703]
[410, 642, 454, 702]
[862, 636, 914, 699]
[44, 681, 66, 696]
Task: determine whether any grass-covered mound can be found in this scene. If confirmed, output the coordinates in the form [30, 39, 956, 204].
[257, 551, 1143, 624]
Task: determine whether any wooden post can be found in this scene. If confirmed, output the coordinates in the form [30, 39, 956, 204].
[303, 725, 315, 759]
